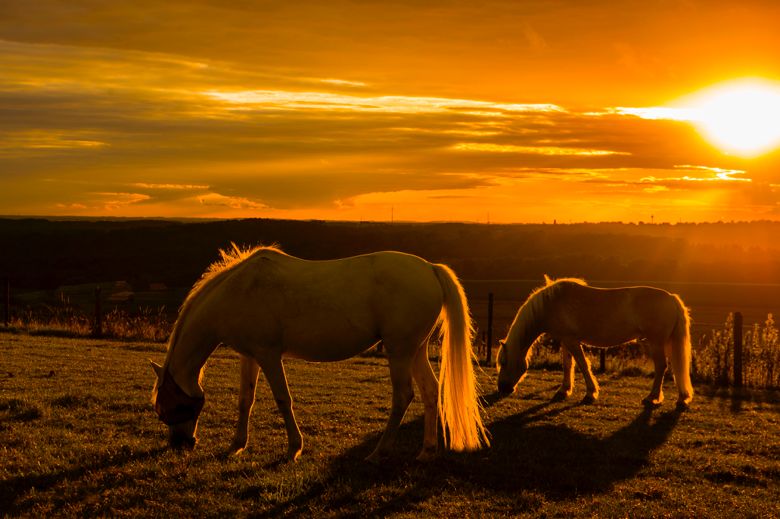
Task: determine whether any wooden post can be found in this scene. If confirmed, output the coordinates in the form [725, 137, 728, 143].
[599, 349, 606, 373]
[486, 292, 494, 366]
[733, 311, 743, 387]
[4, 277, 9, 328]
[93, 286, 102, 338]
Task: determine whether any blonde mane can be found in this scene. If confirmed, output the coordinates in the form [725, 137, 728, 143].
[528, 275, 587, 312]
[166, 243, 286, 355]
[508, 276, 589, 352]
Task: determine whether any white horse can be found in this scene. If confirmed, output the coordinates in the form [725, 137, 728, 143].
[496, 276, 694, 408]
[151, 244, 488, 463]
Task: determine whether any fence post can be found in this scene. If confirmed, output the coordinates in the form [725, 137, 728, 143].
[485, 292, 494, 366]
[733, 311, 743, 387]
[4, 277, 9, 328]
[93, 286, 102, 338]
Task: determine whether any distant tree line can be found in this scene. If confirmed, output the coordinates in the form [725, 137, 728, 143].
[1, 218, 779, 290]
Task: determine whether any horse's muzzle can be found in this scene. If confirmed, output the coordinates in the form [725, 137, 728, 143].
[169, 432, 197, 451]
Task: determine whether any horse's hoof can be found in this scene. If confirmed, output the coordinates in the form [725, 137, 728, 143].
[642, 397, 663, 408]
[227, 440, 248, 456]
[551, 391, 570, 402]
[416, 448, 438, 462]
[286, 446, 303, 462]
[675, 400, 691, 411]
[226, 446, 246, 457]
[580, 394, 598, 405]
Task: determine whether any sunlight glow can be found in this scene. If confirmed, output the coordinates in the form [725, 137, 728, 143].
[677, 79, 780, 157]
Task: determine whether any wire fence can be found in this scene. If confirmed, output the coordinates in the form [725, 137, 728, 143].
[3, 279, 778, 389]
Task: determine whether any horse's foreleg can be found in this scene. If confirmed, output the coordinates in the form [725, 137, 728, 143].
[259, 355, 303, 462]
[228, 354, 261, 455]
[566, 341, 599, 404]
[366, 355, 414, 464]
[553, 347, 575, 402]
[411, 346, 439, 461]
[643, 342, 666, 407]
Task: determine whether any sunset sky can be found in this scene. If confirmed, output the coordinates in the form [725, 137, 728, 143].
[1, 1, 780, 223]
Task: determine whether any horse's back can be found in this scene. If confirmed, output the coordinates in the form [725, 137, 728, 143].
[550, 282, 681, 344]
[210, 250, 444, 360]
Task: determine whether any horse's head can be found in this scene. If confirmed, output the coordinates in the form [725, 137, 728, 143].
[496, 338, 529, 396]
[150, 362, 204, 450]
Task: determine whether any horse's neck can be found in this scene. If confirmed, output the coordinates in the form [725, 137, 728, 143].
[508, 302, 543, 354]
[165, 327, 217, 398]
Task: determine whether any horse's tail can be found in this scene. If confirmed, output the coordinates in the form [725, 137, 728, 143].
[432, 264, 489, 451]
[669, 294, 694, 406]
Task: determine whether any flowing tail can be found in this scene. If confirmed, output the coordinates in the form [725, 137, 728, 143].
[432, 264, 490, 451]
[669, 294, 694, 406]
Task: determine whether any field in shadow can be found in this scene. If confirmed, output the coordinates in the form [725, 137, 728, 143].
[247, 395, 682, 517]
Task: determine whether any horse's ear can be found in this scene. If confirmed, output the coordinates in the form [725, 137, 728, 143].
[150, 360, 164, 379]
[543, 274, 553, 285]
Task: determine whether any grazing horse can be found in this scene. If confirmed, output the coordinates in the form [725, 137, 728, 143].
[151, 245, 489, 462]
[496, 276, 694, 408]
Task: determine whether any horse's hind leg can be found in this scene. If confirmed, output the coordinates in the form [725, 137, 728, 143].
[553, 346, 575, 401]
[642, 341, 666, 407]
[565, 340, 599, 404]
[228, 354, 261, 455]
[411, 345, 439, 461]
[366, 354, 414, 464]
[258, 354, 303, 461]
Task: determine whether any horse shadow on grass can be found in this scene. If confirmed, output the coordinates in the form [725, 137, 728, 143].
[246, 395, 682, 517]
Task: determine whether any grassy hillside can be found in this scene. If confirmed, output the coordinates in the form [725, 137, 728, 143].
[1, 333, 778, 517]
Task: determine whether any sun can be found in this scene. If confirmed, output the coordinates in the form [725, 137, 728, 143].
[676, 78, 780, 158]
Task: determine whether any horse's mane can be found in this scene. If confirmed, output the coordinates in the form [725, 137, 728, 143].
[166, 243, 286, 355]
[508, 275, 589, 351]
[528, 275, 587, 303]
[152, 243, 284, 402]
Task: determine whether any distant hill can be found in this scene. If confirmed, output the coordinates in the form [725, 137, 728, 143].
[1, 218, 779, 291]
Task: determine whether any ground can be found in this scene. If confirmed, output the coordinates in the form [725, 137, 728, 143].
[0, 332, 778, 517]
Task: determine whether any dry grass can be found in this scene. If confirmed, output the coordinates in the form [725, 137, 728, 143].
[696, 313, 780, 388]
[7, 304, 172, 342]
[1, 332, 778, 517]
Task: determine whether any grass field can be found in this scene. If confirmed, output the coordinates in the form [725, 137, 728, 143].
[1, 332, 779, 517]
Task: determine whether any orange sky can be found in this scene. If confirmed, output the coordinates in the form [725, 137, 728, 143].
[1, 1, 779, 222]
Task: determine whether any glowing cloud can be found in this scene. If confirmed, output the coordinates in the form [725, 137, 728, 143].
[203, 90, 564, 115]
[451, 143, 629, 156]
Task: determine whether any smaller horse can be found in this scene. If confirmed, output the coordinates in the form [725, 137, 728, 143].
[151, 244, 489, 463]
[496, 276, 694, 408]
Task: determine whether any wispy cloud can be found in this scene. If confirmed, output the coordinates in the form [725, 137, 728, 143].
[87, 192, 151, 211]
[198, 193, 267, 210]
[0, 131, 108, 154]
[130, 183, 210, 190]
[451, 142, 629, 156]
[203, 90, 563, 115]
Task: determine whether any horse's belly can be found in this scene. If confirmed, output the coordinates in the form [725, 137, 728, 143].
[283, 338, 379, 362]
[281, 318, 379, 362]
[562, 319, 643, 347]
